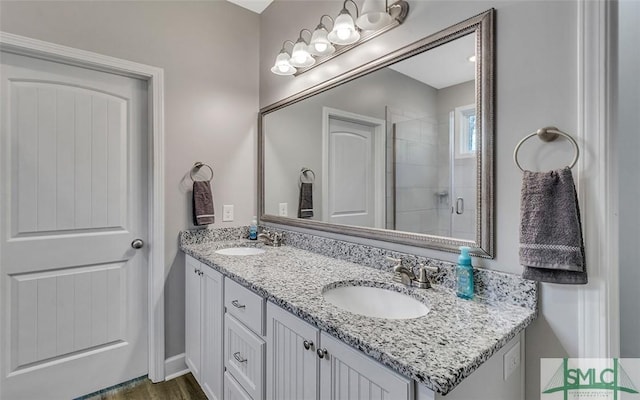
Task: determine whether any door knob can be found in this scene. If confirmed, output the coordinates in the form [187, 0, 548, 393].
[317, 348, 328, 359]
[131, 239, 144, 249]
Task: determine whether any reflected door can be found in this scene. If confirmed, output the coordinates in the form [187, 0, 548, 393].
[0, 52, 149, 399]
[326, 117, 377, 228]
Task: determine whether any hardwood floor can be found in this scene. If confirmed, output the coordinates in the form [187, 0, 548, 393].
[84, 373, 207, 400]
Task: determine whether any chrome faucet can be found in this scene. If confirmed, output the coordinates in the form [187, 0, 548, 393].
[386, 257, 439, 289]
[257, 230, 283, 247]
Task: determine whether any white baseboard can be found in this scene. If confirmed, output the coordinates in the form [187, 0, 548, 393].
[164, 353, 189, 381]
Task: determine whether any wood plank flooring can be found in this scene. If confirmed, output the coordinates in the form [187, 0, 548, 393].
[84, 373, 207, 400]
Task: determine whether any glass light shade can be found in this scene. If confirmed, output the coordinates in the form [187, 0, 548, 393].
[270, 51, 296, 75]
[309, 26, 336, 56]
[356, 0, 392, 30]
[328, 10, 360, 45]
[289, 40, 315, 68]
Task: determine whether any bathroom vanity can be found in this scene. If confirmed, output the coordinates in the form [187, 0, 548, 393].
[180, 228, 536, 400]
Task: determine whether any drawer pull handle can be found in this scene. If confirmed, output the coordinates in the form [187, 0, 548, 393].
[316, 348, 328, 359]
[231, 300, 246, 309]
[233, 352, 247, 363]
[303, 340, 314, 350]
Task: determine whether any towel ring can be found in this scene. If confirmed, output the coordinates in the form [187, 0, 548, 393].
[190, 162, 214, 182]
[513, 127, 579, 172]
[299, 167, 315, 184]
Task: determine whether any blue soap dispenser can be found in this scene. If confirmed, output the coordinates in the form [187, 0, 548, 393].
[249, 216, 258, 240]
[456, 246, 474, 299]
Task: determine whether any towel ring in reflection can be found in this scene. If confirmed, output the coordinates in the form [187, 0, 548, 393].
[299, 167, 315, 185]
[513, 126, 579, 172]
[190, 162, 214, 182]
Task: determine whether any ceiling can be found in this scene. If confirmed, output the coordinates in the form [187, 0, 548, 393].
[388, 33, 476, 89]
[226, 0, 273, 14]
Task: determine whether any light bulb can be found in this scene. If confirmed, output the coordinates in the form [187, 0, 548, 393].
[314, 43, 328, 53]
[271, 50, 296, 76]
[309, 23, 335, 56]
[328, 10, 360, 45]
[337, 28, 350, 40]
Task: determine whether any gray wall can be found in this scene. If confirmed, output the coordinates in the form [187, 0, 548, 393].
[0, 1, 260, 359]
[619, 0, 640, 358]
[261, 2, 579, 399]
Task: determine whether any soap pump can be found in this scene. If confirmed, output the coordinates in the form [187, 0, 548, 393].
[249, 216, 258, 240]
[456, 246, 474, 299]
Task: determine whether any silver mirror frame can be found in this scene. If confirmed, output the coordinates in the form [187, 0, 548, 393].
[258, 9, 495, 258]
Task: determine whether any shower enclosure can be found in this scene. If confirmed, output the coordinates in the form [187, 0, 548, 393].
[389, 105, 476, 240]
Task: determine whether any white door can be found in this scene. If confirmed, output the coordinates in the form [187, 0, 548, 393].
[185, 256, 202, 382]
[266, 302, 319, 400]
[318, 332, 412, 400]
[326, 117, 380, 228]
[201, 265, 224, 400]
[0, 51, 149, 399]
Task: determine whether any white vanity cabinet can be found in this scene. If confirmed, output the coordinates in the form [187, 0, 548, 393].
[185, 255, 224, 400]
[266, 302, 413, 400]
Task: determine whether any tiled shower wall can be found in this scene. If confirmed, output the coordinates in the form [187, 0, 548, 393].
[387, 108, 447, 235]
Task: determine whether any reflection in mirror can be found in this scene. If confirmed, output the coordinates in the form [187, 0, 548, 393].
[260, 10, 494, 257]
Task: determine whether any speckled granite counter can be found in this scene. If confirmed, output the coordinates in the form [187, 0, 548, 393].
[180, 231, 537, 395]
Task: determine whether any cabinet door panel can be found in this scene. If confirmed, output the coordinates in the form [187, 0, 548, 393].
[202, 267, 224, 400]
[224, 372, 253, 400]
[225, 313, 265, 400]
[319, 332, 412, 400]
[266, 302, 319, 400]
[185, 255, 202, 382]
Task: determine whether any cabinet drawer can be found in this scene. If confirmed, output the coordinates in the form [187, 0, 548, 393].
[225, 278, 265, 335]
[224, 372, 253, 400]
[225, 314, 265, 400]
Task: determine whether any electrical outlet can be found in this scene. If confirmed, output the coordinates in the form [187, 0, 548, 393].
[279, 202, 288, 217]
[503, 340, 521, 381]
[222, 205, 234, 222]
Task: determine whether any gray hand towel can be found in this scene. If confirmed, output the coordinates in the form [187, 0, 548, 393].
[520, 167, 587, 284]
[193, 181, 215, 226]
[298, 182, 313, 218]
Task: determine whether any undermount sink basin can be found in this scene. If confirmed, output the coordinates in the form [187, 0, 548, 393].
[322, 285, 429, 319]
[214, 247, 265, 256]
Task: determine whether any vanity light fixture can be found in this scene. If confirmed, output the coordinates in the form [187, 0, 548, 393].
[357, 0, 393, 30]
[290, 29, 316, 68]
[328, 0, 361, 45]
[309, 15, 336, 56]
[270, 40, 296, 76]
[270, 0, 409, 76]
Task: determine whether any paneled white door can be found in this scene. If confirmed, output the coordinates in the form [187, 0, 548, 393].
[266, 302, 319, 400]
[0, 51, 149, 399]
[326, 117, 377, 228]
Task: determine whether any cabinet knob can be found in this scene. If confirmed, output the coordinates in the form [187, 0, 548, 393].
[303, 340, 314, 350]
[316, 348, 328, 359]
[231, 300, 246, 309]
[233, 352, 247, 363]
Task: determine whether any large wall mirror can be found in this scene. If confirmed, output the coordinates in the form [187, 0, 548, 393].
[259, 9, 495, 257]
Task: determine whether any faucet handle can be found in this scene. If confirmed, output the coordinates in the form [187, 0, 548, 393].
[386, 256, 402, 267]
[416, 263, 439, 289]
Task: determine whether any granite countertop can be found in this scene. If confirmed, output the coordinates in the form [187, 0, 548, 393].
[180, 238, 536, 395]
